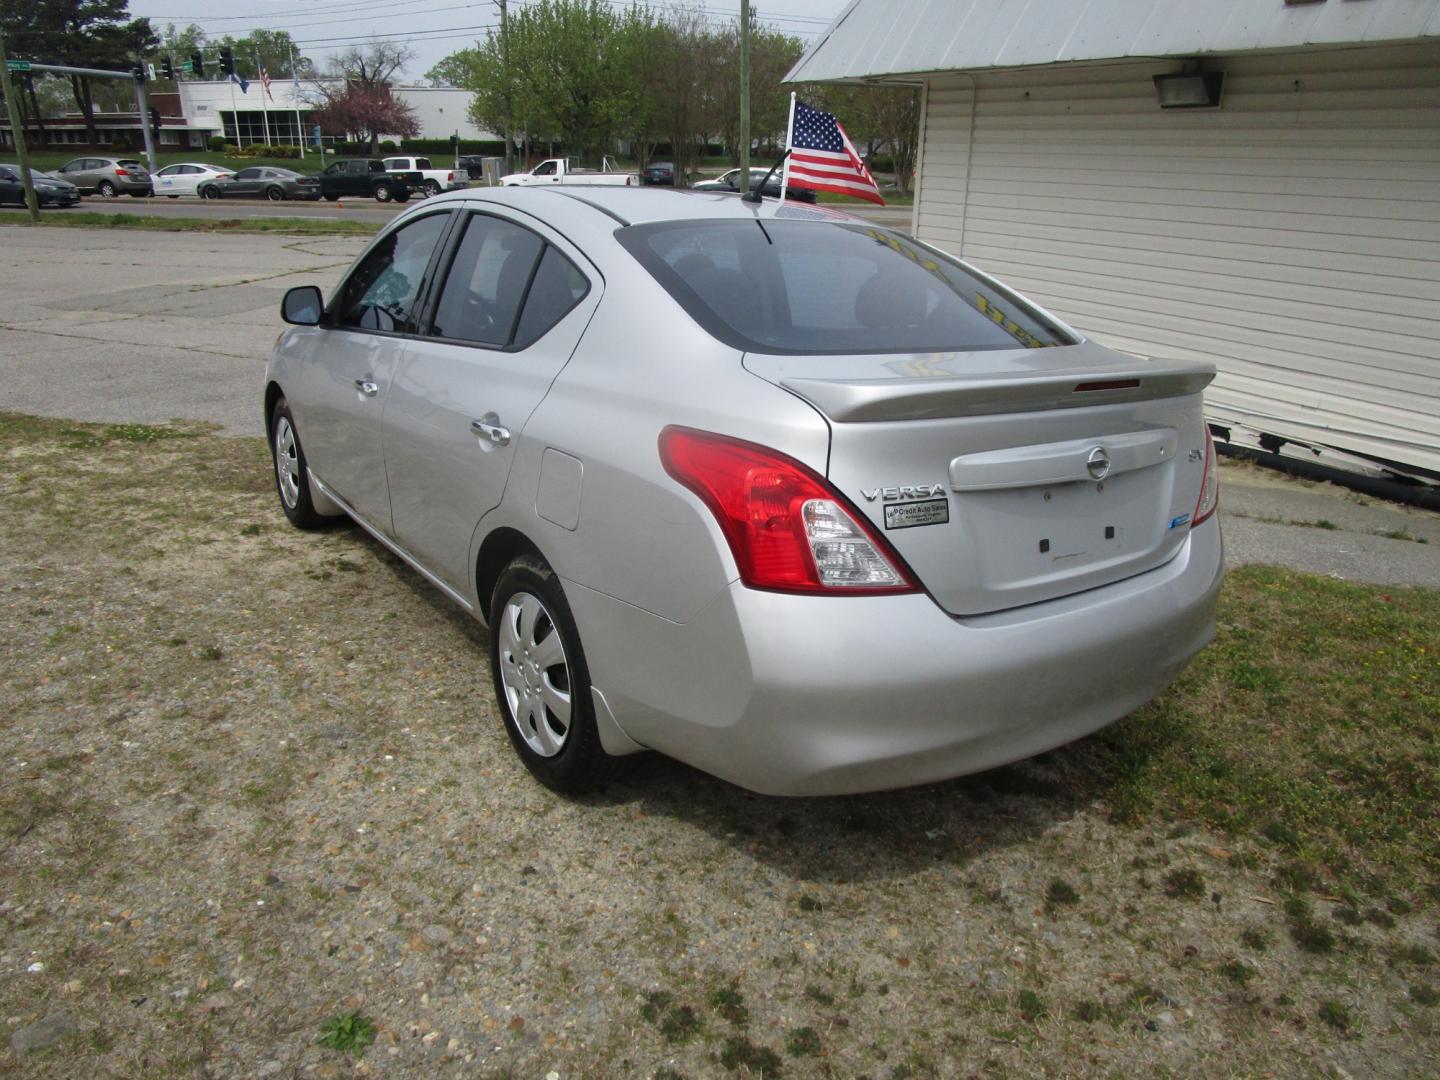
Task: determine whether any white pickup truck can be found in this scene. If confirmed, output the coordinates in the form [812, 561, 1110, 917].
[500, 157, 637, 187]
[381, 156, 468, 198]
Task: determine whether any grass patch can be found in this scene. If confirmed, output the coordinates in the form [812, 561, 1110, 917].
[0, 210, 377, 236]
[719, 1036, 783, 1075]
[785, 1026, 822, 1057]
[316, 1011, 376, 1057]
[1017, 989, 1046, 1023]
[1083, 565, 1439, 894]
[1164, 868, 1206, 900]
[1218, 960, 1254, 986]
[1071, 999, 1105, 1023]
[1317, 1000, 1352, 1032]
[1046, 878, 1080, 909]
[640, 991, 701, 1045]
[709, 985, 749, 1025]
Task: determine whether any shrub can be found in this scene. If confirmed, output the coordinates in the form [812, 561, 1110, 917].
[209, 135, 228, 153]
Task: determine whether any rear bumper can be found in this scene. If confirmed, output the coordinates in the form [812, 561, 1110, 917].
[568, 517, 1224, 796]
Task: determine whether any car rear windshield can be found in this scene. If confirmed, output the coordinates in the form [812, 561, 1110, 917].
[617, 220, 1074, 354]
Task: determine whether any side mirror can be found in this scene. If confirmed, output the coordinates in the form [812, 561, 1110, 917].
[281, 285, 324, 326]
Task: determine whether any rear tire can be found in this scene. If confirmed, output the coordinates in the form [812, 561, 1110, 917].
[422, 180, 441, 197]
[265, 186, 284, 202]
[324, 193, 339, 202]
[395, 192, 410, 203]
[489, 555, 616, 793]
[97, 180, 117, 198]
[270, 396, 340, 531]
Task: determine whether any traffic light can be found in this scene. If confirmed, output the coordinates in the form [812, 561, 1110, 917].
[132, 64, 147, 84]
[219, 46, 235, 76]
[149, 106, 161, 130]
[191, 52, 205, 78]
[161, 55, 175, 80]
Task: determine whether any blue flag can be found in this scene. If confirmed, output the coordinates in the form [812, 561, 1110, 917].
[230, 72, 249, 94]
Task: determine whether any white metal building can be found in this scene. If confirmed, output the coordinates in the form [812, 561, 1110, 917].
[175, 81, 499, 146]
[788, 0, 1440, 478]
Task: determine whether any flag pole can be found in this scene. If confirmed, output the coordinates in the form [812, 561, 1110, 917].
[254, 49, 271, 145]
[290, 45, 304, 158]
[228, 71, 239, 147]
[778, 91, 796, 207]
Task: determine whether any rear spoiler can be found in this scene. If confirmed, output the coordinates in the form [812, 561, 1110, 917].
[780, 363, 1216, 423]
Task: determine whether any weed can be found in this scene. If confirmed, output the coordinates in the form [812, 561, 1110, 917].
[719, 1036, 783, 1075]
[1071, 999, 1104, 1023]
[1410, 984, 1440, 1006]
[1334, 906, 1364, 926]
[1261, 820, 1301, 850]
[1017, 989, 1045, 1022]
[802, 984, 835, 1007]
[1364, 907, 1396, 929]
[1046, 878, 1080, 909]
[1240, 927, 1269, 952]
[1391, 944, 1435, 967]
[1218, 960, 1254, 986]
[317, 1012, 377, 1056]
[1285, 897, 1337, 955]
[1317, 1000, 1351, 1031]
[641, 991, 701, 1045]
[1164, 868, 1206, 900]
[797, 893, 824, 913]
[785, 1026, 822, 1057]
[198, 645, 223, 661]
[239, 523, 263, 536]
[1275, 860, 1319, 893]
[709, 985, 749, 1026]
[1386, 896, 1415, 916]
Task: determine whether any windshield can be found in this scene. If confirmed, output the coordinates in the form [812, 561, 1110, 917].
[617, 220, 1075, 355]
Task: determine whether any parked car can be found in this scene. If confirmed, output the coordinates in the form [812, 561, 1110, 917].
[197, 166, 321, 201]
[640, 161, 675, 186]
[49, 156, 153, 197]
[153, 162, 233, 197]
[457, 154, 495, 181]
[692, 166, 818, 203]
[317, 159, 418, 203]
[500, 157, 636, 187]
[264, 188, 1223, 797]
[0, 164, 80, 207]
[382, 156, 467, 197]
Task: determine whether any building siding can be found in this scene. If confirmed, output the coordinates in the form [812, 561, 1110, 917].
[914, 42, 1440, 473]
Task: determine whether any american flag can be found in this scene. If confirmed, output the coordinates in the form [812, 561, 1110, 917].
[784, 99, 884, 206]
[260, 65, 274, 101]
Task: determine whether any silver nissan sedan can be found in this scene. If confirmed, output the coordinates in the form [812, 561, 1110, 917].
[264, 187, 1223, 796]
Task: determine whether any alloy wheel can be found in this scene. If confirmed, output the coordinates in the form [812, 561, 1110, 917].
[273, 415, 300, 509]
[497, 592, 572, 758]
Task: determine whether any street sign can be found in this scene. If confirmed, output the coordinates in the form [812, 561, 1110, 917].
[6, 60, 31, 72]
[182, 61, 194, 73]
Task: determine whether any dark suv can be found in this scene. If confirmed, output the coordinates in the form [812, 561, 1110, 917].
[317, 159, 418, 203]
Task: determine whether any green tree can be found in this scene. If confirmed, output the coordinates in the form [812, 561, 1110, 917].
[216, 28, 309, 84]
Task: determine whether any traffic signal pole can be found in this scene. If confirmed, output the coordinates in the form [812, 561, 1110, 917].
[0, 31, 41, 222]
[3, 58, 161, 175]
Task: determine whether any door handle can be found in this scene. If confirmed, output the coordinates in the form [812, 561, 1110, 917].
[471, 414, 511, 446]
[354, 379, 379, 397]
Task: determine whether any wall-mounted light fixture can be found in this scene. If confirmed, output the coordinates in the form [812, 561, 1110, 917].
[1153, 66, 1224, 109]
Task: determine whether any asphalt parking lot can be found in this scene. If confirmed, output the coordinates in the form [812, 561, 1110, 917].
[2, 223, 1435, 588]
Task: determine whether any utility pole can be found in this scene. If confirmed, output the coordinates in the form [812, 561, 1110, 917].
[739, 0, 751, 192]
[498, 0, 512, 176]
[0, 30, 40, 222]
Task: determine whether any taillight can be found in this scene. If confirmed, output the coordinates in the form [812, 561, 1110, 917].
[1192, 425, 1219, 527]
[447, 172, 454, 181]
[658, 427, 918, 595]
[114, 168, 129, 176]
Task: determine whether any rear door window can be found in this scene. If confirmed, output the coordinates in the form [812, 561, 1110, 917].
[618, 220, 1074, 355]
[334, 212, 451, 334]
[513, 247, 590, 348]
[427, 215, 544, 347]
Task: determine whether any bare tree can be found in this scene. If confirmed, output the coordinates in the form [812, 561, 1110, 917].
[331, 40, 415, 91]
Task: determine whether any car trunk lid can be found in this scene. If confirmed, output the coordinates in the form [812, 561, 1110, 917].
[744, 342, 1215, 615]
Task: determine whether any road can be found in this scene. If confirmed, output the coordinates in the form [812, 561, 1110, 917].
[1, 225, 1434, 586]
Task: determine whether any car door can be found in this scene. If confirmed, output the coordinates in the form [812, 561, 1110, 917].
[0, 166, 20, 205]
[294, 209, 455, 532]
[154, 164, 181, 194]
[59, 159, 96, 191]
[230, 168, 263, 197]
[382, 208, 601, 593]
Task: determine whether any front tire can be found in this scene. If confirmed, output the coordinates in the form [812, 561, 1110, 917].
[489, 555, 615, 793]
[270, 397, 340, 530]
[324, 193, 339, 202]
[373, 182, 392, 202]
[201, 185, 221, 200]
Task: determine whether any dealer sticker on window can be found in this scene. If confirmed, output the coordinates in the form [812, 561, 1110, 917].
[884, 499, 949, 530]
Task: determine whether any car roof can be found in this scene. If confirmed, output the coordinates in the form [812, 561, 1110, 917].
[453, 186, 864, 228]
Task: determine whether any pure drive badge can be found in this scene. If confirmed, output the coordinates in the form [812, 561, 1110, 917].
[884, 499, 949, 530]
